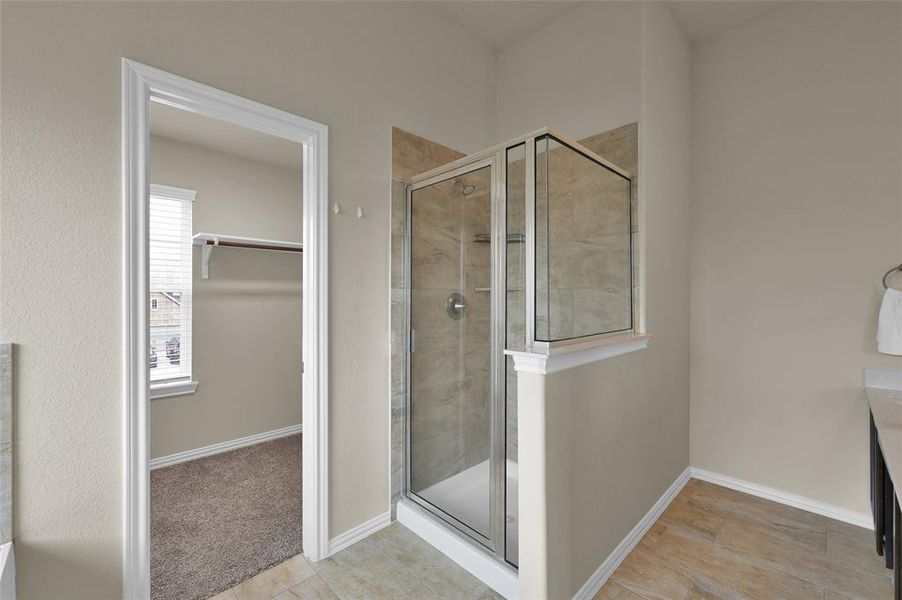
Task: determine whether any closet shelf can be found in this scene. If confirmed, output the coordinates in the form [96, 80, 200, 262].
[192, 233, 302, 279]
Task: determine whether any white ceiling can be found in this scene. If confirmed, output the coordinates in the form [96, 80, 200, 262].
[668, 1, 788, 44]
[150, 101, 302, 171]
[432, 1, 789, 51]
[432, 1, 582, 51]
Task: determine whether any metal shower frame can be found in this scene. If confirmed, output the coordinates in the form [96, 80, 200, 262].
[402, 127, 634, 566]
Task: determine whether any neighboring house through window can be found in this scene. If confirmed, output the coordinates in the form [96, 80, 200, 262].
[149, 183, 197, 398]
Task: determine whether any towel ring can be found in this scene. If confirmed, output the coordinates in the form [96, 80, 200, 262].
[883, 263, 902, 289]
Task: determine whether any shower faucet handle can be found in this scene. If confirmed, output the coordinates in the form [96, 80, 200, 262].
[446, 292, 467, 320]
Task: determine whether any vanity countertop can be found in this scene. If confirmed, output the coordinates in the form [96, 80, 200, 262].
[866, 368, 902, 491]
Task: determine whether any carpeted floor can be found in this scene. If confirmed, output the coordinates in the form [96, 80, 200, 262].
[151, 434, 302, 600]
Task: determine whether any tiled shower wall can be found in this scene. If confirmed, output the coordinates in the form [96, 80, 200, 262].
[536, 131, 636, 340]
[390, 124, 639, 513]
[578, 123, 640, 332]
[408, 172, 492, 492]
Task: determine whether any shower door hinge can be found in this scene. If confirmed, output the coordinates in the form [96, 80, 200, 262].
[410, 329, 415, 353]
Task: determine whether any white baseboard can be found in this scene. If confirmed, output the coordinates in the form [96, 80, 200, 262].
[149, 424, 302, 470]
[689, 467, 873, 530]
[328, 510, 392, 556]
[573, 467, 691, 600]
[397, 499, 518, 600]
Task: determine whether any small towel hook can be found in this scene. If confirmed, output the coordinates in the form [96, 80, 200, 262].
[882, 263, 902, 289]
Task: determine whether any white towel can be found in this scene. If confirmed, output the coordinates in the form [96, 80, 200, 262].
[878, 288, 902, 355]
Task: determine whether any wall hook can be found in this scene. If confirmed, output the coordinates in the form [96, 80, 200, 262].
[356, 207, 365, 219]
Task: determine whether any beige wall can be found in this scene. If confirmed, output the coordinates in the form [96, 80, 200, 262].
[689, 1, 902, 515]
[498, 2, 692, 595]
[0, 2, 496, 596]
[495, 2, 642, 142]
[149, 135, 302, 459]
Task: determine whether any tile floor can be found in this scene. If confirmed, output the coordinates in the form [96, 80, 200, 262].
[595, 479, 892, 600]
[208, 522, 502, 600]
[210, 478, 891, 600]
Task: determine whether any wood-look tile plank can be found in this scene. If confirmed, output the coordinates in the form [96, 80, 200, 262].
[826, 519, 889, 577]
[593, 581, 650, 600]
[657, 493, 726, 543]
[608, 545, 695, 600]
[715, 519, 892, 600]
[652, 524, 827, 600]
[602, 480, 894, 600]
[683, 582, 745, 600]
[635, 521, 669, 550]
[683, 480, 828, 543]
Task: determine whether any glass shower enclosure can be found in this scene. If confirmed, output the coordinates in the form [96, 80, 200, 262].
[404, 128, 634, 568]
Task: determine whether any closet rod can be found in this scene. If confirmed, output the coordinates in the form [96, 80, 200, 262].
[195, 239, 303, 253]
[192, 232, 303, 253]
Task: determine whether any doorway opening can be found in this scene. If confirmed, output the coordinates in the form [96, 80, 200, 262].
[122, 60, 329, 599]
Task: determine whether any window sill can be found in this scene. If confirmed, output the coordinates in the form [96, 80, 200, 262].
[150, 380, 198, 399]
[504, 333, 652, 375]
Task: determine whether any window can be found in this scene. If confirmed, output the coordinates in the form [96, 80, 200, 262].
[149, 184, 197, 398]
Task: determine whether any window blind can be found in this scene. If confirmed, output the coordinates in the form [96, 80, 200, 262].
[149, 184, 195, 384]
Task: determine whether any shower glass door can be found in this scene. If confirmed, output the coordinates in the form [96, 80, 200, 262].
[407, 161, 498, 548]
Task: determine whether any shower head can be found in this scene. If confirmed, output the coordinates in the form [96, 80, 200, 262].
[454, 179, 476, 196]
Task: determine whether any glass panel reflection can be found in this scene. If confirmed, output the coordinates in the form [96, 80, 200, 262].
[535, 135, 632, 341]
[409, 165, 493, 539]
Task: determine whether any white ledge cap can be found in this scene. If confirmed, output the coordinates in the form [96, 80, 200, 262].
[504, 333, 651, 375]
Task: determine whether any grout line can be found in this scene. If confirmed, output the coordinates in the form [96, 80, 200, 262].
[613, 581, 655, 600]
